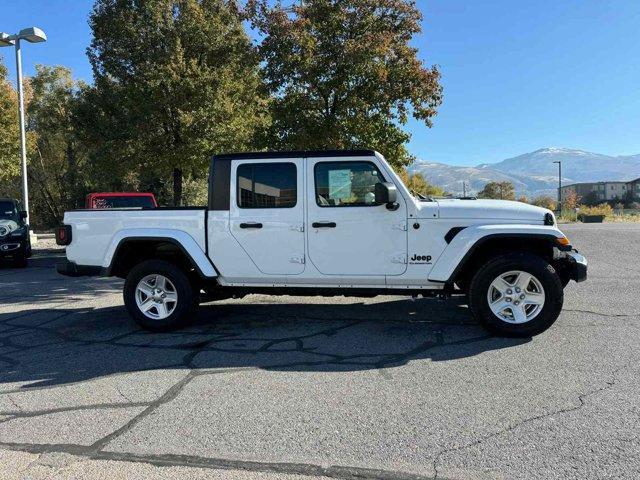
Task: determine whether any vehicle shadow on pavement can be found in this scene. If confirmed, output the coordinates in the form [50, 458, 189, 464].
[0, 297, 530, 390]
[0, 258, 122, 306]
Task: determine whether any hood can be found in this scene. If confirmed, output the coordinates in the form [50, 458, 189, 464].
[0, 219, 19, 237]
[433, 199, 551, 223]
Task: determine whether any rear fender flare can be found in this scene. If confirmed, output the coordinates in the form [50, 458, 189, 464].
[103, 228, 217, 278]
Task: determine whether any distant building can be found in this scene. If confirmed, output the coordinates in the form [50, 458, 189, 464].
[626, 178, 640, 201]
[560, 181, 631, 204]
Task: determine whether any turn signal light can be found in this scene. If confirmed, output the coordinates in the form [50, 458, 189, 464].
[556, 236, 571, 246]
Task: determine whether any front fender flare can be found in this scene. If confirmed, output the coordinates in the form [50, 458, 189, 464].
[427, 224, 565, 283]
[103, 228, 217, 278]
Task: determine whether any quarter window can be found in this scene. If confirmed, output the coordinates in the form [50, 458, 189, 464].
[237, 163, 297, 208]
[314, 161, 386, 207]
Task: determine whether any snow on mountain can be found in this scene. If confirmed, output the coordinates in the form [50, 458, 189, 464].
[409, 148, 640, 197]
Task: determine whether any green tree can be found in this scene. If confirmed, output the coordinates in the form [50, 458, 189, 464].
[83, 0, 269, 205]
[477, 181, 516, 200]
[398, 168, 444, 197]
[531, 195, 556, 210]
[26, 65, 89, 226]
[248, 0, 442, 169]
[0, 59, 20, 191]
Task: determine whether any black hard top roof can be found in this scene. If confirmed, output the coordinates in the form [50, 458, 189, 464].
[212, 149, 377, 161]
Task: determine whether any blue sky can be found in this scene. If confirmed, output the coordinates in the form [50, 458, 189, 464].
[2, 0, 639, 166]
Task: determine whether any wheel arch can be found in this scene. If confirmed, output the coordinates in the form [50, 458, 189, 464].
[428, 229, 564, 286]
[104, 232, 217, 279]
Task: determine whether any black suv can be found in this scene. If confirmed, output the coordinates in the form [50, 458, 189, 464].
[0, 198, 31, 267]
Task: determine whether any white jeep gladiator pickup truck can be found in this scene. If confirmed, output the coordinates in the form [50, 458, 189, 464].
[56, 150, 586, 336]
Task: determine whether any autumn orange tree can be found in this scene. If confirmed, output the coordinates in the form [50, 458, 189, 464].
[248, 0, 442, 168]
[0, 60, 20, 192]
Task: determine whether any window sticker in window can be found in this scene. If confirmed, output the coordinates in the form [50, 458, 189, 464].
[328, 169, 352, 201]
[315, 161, 385, 207]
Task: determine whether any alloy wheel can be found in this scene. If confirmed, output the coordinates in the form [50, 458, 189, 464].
[486, 270, 546, 324]
[135, 274, 178, 320]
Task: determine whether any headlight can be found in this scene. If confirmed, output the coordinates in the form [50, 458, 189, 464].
[544, 212, 555, 225]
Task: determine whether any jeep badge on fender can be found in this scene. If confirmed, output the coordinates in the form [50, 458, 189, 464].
[410, 254, 432, 264]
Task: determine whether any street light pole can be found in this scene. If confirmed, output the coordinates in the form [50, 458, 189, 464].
[553, 160, 562, 213]
[0, 27, 47, 227]
[14, 39, 30, 226]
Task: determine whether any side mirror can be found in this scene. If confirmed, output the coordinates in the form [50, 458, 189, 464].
[374, 182, 399, 210]
[19, 210, 27, 220]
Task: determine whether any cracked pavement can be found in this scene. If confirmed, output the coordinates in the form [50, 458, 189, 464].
[0, 223, 639, 479]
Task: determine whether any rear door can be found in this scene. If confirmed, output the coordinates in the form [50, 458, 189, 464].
[229, 158, 305, 275]
[306, 157, 408, 276]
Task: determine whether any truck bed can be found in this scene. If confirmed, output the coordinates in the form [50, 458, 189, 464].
[63, 207, 207, 269]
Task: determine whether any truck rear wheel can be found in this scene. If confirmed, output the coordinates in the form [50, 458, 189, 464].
[123, 259, 197, 331]
[468, 252, 563, 337]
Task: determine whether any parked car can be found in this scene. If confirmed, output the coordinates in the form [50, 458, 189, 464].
[85, 192, 157, 209]
[56, 150, 587, 336]
[0, 198, 31, 268]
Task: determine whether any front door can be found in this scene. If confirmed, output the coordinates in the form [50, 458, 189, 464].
[306, 158, 408, 276]
[230, 158, 305, 275]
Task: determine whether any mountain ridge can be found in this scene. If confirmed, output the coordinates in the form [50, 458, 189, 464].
[408, 147, 640, 197]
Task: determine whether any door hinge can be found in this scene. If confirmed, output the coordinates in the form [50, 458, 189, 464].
[393, 221, 408, 231]
[391, 254, 407, 264]
[289, 254, 305, 264]
[290, 224, 304, 232]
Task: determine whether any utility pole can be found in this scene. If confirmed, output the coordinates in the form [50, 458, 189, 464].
[553, 160, 562, 213]
[0, 27, 48, 227]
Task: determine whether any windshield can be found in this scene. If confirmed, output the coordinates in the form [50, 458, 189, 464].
[91, 196, 156, 209]
[0, 201, 18, 221]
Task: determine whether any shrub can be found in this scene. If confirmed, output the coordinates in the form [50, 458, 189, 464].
[577, 203, 613, 216]
[531, 195, 556, 210]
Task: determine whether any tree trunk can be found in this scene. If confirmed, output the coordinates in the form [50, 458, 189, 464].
[173, 168, 183, 206]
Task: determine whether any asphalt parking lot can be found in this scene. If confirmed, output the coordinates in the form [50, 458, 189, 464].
[0, 223, 639, 479]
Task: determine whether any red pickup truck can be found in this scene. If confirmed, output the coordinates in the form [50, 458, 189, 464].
[85, 192, 157, 209]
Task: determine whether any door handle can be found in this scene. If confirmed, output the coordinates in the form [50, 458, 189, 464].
[239, 222, 263, 229]
[312, 222, 336, 228]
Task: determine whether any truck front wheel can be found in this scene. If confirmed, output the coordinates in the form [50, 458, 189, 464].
[123, 259, 197, 331]
[468, 253, 563, 337]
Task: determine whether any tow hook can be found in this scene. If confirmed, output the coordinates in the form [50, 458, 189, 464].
[436, 292, 451, 302]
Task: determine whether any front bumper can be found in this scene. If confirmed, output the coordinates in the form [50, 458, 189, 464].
[0, 239, 27, 257]
[56, 260, 103, 277]
[558, 250, 588, 283]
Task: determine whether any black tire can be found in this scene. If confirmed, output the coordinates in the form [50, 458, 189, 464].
[123, 259, 197, 331]
[468, 252, 563, 337]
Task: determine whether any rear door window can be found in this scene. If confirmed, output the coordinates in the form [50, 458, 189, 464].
[237, 163, 297, 208]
